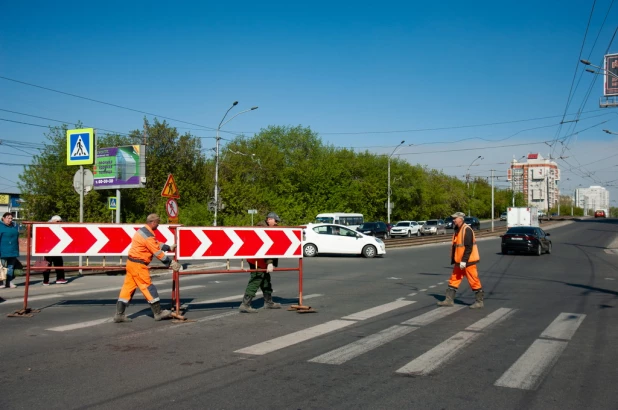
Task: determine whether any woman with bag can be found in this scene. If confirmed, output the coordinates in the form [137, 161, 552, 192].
[0, 212, 20, 289]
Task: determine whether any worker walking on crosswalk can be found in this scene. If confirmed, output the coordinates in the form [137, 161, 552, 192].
[113, 213, 181, 322]
[438, 211, 484, 309]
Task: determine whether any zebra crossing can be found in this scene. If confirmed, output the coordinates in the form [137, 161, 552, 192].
[235, 301, 586, 391]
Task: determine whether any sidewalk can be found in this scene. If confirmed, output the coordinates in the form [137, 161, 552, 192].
[0, 262, 227, 303]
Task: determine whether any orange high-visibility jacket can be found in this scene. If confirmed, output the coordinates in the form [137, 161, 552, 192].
[451, 224, 480, 264]
[128, 225, 171, 266]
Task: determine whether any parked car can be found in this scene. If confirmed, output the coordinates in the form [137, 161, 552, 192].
[500, 226, 552, 256]
[464, 216, 481, 230]
[356, 221, 389, 239]
[444, 217, 454, 229]
[390, 221, 421, 237]
[500, 212, 507, 221]
[303, 223, 386, 258]
[595, 210, 606, 218]
[420, 219, 446, 235]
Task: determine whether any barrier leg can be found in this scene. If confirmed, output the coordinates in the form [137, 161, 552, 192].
[170, 269, 187, 321]
[288, 258, 315, 313]
[8, 223, 40, 318]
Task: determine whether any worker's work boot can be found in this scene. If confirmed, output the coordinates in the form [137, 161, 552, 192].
[239, 294, 258, 313]
[150, 301, 172, 321]
[113, 301, 132, 323]
[437, 287, 456, 307]
[469, 289, 484, 309]
[263, 293, 282, 309]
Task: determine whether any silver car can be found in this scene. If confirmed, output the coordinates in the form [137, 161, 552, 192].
[390, 221, 421, 237]
[420, 219, 447, 235]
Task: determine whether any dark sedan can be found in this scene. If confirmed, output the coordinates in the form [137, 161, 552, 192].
[501, 226, 552, 256]
[464, 216, 481, 230]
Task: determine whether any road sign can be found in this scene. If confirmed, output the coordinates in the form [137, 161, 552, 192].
[73, 169, 94, 195]
[67, 128, 95, 165]
[248, 209, 258, 214]
[166, 198, 178, 220]
[177, 227, 302, 260]
[32, 224, 178, 256]
[161, 174, 180, 198]
[108, 197, 117, 210]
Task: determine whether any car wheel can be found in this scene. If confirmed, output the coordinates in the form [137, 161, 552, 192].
[546, 243, 552, 254]
[362, 245, 377, 258]
[303, 243, 318, 257]
[501, 248, 508, 255]
[536, 244, 542, 256]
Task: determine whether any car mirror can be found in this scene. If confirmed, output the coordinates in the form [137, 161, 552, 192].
[545, 233, 550, 236]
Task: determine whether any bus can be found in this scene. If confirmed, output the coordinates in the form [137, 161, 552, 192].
[314, 213, 364, 230]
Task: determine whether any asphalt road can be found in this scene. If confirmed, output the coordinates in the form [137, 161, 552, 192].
[0, 218, 617, 410]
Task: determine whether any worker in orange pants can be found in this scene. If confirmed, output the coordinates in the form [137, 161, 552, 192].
[438, 212, 484, 309]
[114, 213, 181, 322]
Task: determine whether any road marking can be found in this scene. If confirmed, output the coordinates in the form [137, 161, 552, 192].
[407, 293, 417, 297]
[494, 339, 568, 390]
[48, 317, 113, 332]
[186, 293, 322, 306]
[438, 282, 444, 285]
[419, 289, 427, 292]
[428, 285, 436, 288]
[309, 325, 419, 365]
[310, 307, 465, 365]
[401, 306, 465, 326]
[495, 312, 585, 391]
[396, 308, 515, 376]
[341, 300, 415, 321]
[235, 320, 355, 355]
[539, 313, 586, 340]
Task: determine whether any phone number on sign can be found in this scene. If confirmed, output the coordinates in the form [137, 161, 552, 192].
[94, 179, 117, 185]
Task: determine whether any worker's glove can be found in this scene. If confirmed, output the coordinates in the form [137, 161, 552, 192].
[459, 262, 467, 270]
[267, 263, 274, 273]
[170, 261, 182, 271]
[169, 243, 177, 252]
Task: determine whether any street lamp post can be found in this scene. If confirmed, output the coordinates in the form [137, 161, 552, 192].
[387, 140, 405, 224]
[213, 102, 258, 226]
[466, 156, 483, 216]
[580, 60, 618, 80]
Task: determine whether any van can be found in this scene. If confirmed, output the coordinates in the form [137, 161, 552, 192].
[315, 213, 364, 230]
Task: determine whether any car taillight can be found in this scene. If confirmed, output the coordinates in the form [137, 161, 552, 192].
[523, 235, 536, 240]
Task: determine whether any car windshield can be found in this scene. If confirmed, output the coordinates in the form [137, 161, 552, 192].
[358, 223, 376, 229]
[464, 218, 475, 223]
[315, 217, 334, 224]
[395, 222, 409, 226]
[426, 220, 438, 226]
[506, 227, 536, 234]
[445, 217, 453, 222]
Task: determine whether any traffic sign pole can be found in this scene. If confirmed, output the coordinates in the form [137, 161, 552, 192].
[116, 189, 121, 223]
[79, 165, 84, 274]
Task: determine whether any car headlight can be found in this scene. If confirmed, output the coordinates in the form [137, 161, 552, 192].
[375, 238, 384, 244]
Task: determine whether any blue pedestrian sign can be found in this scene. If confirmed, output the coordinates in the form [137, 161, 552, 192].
[108, 197, 117, 210]
[66, 128, 95, 165]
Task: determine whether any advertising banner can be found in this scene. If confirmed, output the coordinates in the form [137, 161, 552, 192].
[93, 145, 146, 190]
[604, 53, 618, 97]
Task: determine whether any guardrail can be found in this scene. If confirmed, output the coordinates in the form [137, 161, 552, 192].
[384, 219, 570, 249]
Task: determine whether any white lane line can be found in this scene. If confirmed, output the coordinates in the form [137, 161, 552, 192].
[438, 282, 444, 285]
[3, 294, 65, 304]
[428, 285, 436, 288]
[407, 293, 417, 297]
[48, 317, 113, 332]
[401, 306, 465, 326]
[539, 313, 586, 341]
[494, 339, 568, 390]
[235, 320, 355, 355]
[494, 312, 586, 391]
[187, 293, 322, 306]
[396, 308, 514, 375]
[309, 325, 419, 365]
[419, 289, 427, 292]
[341, 300, 416, 321]
[465, 308, 516, 332]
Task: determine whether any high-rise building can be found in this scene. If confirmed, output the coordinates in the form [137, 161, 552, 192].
[575, 186, 609, 214]
[507, 153, 560, 211]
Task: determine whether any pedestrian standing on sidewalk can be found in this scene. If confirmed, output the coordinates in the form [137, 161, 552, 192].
[43, 215, 67, 285]
[437, 211, 484, 309]
[113, 213, 181, 323]
[239, 212, 283, 313]
[0, 212, 20, 289]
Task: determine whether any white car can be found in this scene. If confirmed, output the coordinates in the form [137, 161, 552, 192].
[302, 223, 386, 258]
[390, 221, 421, 237]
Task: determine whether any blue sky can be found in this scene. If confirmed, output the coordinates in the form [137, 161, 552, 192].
[1, 0, 617, 206]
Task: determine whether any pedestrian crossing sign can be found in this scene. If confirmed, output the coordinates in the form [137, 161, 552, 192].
[108, 197, 117, 210]
[66, 128, 95, 165]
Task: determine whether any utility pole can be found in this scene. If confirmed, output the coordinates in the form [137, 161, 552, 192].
[491, 169, 495, 232]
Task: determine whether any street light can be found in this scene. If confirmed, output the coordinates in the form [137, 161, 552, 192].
[466, 156, 483, 216]
[213, 102, 258, 226]
[387, 140, 405, 224]
[580, 59, 618, 80]
[603, 129, 618, 135]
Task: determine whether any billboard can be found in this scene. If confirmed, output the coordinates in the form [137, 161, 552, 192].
[604, 53, 618, 96]
[93, 145, 146, 190]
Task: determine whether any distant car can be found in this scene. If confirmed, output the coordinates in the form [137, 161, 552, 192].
[595, 210, 606, 218]
[444, 217, 454, 229]
[500, 212, 507, 221]
[420, 219, 446, 235]
[501, 226, 552, 256]
[356, 221, 389, 239]
[390, 221, 421, 237]
[464, 216, 481, 230]
[303, 223, 386, 258]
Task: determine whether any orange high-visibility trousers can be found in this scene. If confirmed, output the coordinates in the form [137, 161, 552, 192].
[118, 260, 160, 304]
[448, 264, 482, 291]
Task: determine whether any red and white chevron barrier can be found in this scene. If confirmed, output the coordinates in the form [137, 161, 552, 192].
[32, 224, 177, 256]
[177, 227, 302, 260]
